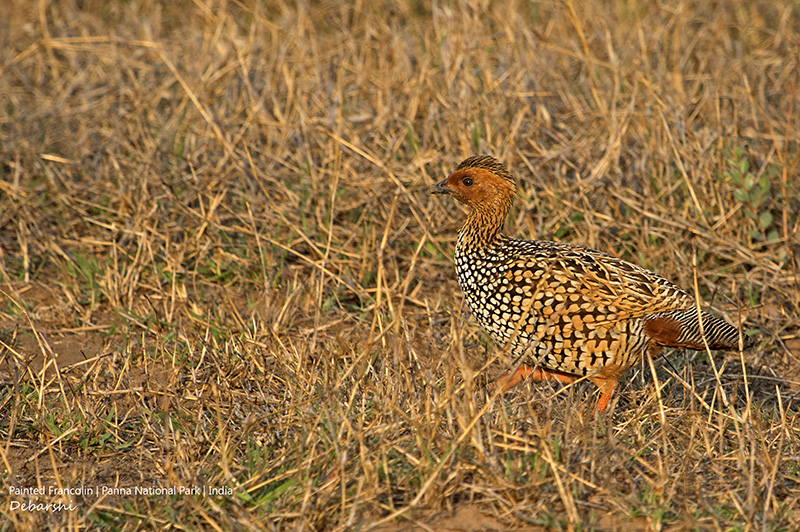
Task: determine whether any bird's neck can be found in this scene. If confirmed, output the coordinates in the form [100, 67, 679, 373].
[456, 200, 510, 252]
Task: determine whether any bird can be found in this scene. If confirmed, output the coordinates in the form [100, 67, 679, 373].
[432, 155, 753, 412]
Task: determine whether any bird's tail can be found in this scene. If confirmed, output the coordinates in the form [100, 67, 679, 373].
[643, 308, 753, 351]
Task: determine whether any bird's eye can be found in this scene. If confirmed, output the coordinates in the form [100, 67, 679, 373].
[462, 177, 474, 187]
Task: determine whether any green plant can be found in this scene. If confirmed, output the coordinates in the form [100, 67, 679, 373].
[724, 147, 781, 243]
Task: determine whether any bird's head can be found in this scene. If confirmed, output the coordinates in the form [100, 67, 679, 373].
[431, 155, 517, 209]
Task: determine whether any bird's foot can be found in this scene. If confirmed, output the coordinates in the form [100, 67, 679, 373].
[588, 378, 619, 413]
[490, 365, 577, 393]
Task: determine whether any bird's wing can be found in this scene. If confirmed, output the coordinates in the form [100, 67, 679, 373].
[505, 240, 695, 324]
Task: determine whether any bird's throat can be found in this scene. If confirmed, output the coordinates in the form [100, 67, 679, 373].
[457, 205, 507, 251]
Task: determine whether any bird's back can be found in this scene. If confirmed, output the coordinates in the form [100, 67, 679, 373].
[454, 235, 748, 377]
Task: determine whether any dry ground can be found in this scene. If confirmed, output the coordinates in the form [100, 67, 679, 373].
[1, 1, 800, 530]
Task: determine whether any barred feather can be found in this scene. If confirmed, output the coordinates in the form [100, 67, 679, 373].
[644, 309, 754, 351]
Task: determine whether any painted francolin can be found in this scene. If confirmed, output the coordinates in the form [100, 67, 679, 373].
[433, 155, 753, 412]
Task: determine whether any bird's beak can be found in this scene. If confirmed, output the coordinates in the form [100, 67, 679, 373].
[431, 178, 455, 195]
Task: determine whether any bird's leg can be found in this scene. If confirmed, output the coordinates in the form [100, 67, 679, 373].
[588, 377, 618, 413]
[492, 365, 577, 392]
[493, 366, 618, 413]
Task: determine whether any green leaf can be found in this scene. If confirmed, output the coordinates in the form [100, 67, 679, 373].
[758, 211, 773, 229]
[750, 186, 766, 206]
[739, 158, 750, 174]
[768, 163, 780, 176]
[733, 189, 749, 203]
[748, 229, 763, 241]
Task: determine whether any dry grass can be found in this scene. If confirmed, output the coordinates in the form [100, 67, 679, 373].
[1, 0, 799, 530]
